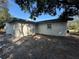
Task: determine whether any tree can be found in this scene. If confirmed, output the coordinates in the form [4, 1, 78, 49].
[0, 8, 10, 28]
[15, 0, 79, 20]
[68, 20, 79, 32]
[0, 0, 10, 28]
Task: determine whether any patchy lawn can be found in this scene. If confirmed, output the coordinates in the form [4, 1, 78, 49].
[0, 33, 79, 59]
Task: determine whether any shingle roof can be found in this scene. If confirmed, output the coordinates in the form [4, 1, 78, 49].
[36, 18, 73, 24]
[7, 18, 35, 24]
[7, 17, 73, 24]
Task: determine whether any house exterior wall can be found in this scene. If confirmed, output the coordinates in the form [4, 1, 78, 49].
[37, 22, 67, 36]
[5, 23, 14, 35]
[14, 23, 35, 37]
[5, 23, 35, 37]
[5, 22, 67, 37]
[14, 23, 24, 37]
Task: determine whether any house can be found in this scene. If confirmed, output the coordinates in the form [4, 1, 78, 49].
[5, 18, 36, 37]
[4, 18, 73, 37]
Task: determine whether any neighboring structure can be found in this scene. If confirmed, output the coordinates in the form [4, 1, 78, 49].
[5, 18, 73, 37]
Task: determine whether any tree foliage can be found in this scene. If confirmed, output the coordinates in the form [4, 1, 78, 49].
[0, 8, 10, 28]
[68, 20, 79, 32]
[0, 0, 10, 28]
[15, 0, 79, 20]
[0, 8, 9, 20]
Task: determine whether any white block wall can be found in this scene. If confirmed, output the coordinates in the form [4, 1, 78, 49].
[5, 23, 35, 37]
[5, 23, 14, 35]
[37, 22, 67, 36]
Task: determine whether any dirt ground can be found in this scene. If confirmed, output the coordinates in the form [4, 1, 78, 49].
[0, 33, 79, 59]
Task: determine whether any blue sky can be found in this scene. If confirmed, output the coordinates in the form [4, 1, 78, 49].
[8, 0, 65, 21]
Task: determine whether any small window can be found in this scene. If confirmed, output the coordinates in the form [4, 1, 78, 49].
[47, 24, 52, 29]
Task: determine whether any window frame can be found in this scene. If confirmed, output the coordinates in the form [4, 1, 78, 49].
[47, 23, 52, 29]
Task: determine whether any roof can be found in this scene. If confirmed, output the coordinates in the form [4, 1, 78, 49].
[36, 18, 73, 24]
[7, 18, 35, 24]
[7, 18, 73, 24]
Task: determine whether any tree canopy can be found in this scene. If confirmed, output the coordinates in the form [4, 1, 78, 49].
[0, 0, 10, 28]
[68, 20, 79, 32]
[0, 8, 10, 28]
[15, 0, 79, 20]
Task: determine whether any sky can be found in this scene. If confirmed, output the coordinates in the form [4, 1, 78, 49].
[8, 0, 65, 21]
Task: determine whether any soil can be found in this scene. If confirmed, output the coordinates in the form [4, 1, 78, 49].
[0, 33, 79, 59]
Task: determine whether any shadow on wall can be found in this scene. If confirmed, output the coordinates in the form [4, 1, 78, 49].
[15, 24, 35, 37]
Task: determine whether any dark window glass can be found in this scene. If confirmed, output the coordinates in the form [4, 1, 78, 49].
[47, 24, 52, 29]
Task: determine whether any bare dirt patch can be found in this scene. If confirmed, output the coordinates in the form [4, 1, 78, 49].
[0, 33, 79, 59]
